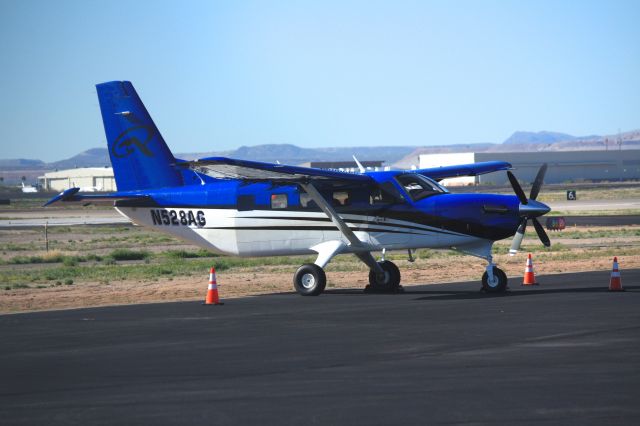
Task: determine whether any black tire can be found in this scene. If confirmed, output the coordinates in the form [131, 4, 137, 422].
[482, 267, 508, 293]
[293, 263, 326, 296]
[367, 260, 401, 292]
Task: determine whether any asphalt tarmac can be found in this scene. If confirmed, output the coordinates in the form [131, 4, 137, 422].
[1, 270, 639, 425]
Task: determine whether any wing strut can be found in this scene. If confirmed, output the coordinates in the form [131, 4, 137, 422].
[299, 182, 384, 276]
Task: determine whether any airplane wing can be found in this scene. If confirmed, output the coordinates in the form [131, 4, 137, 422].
[179, 157, 374, 184]
[43, 188, 150, 207]
[417, 161, 512, 181]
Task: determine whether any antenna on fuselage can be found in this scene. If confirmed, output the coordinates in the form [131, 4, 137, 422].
[192, 170, 206, 185]
[352, 155, 366, 173]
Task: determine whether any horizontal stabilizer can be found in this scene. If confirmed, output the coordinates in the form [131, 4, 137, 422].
[43, 188, 150, 207]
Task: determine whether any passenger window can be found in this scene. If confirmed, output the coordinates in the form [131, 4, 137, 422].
[332, 191, 350, 206]
[300, 193, 312, 208]
[370, 182, 404, 204]
[271, 194, 288, 209]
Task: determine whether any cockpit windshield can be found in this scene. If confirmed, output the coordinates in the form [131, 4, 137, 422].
[395, 173, 449, 202]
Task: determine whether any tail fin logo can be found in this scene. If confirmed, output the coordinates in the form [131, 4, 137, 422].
[111, 112, 156, 159]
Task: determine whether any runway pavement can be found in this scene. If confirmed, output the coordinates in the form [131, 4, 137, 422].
[549, 198, 640, 212]
[562, 214, 640, 227]
[1, 270, 639, 425]
[0, 209, 130, 228]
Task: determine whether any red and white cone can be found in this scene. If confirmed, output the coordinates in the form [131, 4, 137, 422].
[522, 253, 539, 286]
[609, 257, 624, 292]
[204, 267, 224, 305]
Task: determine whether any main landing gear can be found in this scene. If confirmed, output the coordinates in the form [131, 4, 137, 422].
[365, 260, 402, 293]
[293, 264, 326, 296]
[292, 258, 402, 296]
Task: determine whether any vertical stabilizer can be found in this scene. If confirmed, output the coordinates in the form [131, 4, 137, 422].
[96, 81, 183, 191]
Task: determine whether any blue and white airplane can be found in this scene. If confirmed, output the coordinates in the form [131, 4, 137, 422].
[45, 81, 551, 296]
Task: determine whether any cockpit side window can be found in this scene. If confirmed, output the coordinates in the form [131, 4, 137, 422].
[395, 173, 447, 202]
[370, 182, 405, 204]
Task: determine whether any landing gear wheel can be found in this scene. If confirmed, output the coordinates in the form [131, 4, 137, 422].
[482, 267, 508, 293]
[293, 264, 326, 296]
[365, 260, 403, 293]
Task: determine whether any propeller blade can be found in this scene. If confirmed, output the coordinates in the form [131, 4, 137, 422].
[507, 171, 528, 205]
[529, 163, 548, 200]
[509, 219, 527, 256]
[532, 218, 551, 247]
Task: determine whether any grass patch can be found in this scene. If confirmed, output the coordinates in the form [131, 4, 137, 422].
[6, 250, 104, 265]
[164, 249, 214, 259]
[11, 283, 31, 289]
[107, 248, 150, 261]
[0, 255, 316, 286]
[9, 252, 65, 264]
[62, 257, 78, 267]
[561, 228, 640, 239]
[0, 242, 39, 252]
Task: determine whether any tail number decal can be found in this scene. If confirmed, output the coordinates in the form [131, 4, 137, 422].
[151, 209, 206, 227]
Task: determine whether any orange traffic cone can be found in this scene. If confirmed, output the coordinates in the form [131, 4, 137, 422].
[608, 257, 624, 292]
[204, 267, 224, 305]
[522, 253, 539, 286]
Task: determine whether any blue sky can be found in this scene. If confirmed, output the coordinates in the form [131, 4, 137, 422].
[0, 0, 638, 162]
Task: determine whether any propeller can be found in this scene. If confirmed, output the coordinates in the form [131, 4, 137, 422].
[508, 164, 551, 255]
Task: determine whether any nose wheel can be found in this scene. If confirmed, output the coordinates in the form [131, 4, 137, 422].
[481, 266, 507, 293]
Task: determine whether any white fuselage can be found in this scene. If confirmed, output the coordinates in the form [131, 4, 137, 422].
[116, 206, 485, 257]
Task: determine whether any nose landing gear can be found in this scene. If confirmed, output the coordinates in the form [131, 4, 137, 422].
[481, 265, 508, 293]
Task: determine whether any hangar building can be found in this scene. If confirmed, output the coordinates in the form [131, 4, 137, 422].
[419, 150, 640, 185]
[39, 167, 116, 192]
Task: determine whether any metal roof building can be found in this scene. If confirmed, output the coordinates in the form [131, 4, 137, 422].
[420, 150, 640, 185]
[39, 167, 116, 192]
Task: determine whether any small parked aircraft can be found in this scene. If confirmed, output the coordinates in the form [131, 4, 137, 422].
[45, 81, 551, 295]
[21, 182, 38, 193]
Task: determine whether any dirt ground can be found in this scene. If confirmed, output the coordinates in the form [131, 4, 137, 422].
[3, 250, 639, 314]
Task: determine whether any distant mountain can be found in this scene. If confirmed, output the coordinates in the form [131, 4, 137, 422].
[499, 129, 640, 151]
[0, 158, 45, 170]
[50, 148, 111, 169]
[503, 131, 576, 145]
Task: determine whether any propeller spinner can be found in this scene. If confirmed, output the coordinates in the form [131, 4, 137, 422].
[508, 164, 551, 255]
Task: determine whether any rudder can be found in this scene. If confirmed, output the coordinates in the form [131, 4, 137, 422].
[96, 81, 183, 191]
